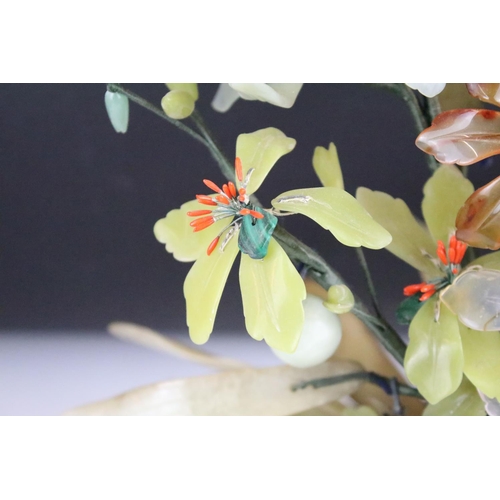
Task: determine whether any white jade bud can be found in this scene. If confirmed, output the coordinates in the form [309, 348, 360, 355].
[271, 295, 342, 368]
[104, 91, 129, 133]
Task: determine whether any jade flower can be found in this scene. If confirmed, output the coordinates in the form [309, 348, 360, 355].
[154, 128, 392, 353]
[211, 84, 303, 112]
[357, 164, 500, 404]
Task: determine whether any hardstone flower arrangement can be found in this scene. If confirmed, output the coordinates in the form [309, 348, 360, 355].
[70, 83, 500, 416]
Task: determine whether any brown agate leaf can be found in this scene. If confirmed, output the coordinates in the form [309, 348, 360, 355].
[456, 175, 500, 249]
[466, 84, 500, 106]
[416, 109, 500, 166]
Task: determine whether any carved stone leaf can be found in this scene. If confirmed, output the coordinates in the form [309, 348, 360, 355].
[65, 360, 363, 416]
[455, 175, 500, 250]
[466, 83, 500, 106]
[416, 109, 500, 166]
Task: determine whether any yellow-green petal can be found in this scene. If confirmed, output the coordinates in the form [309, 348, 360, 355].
[235, 128, 296, 195]
[422, 164, 474, 244]
[356, 187, 441, 278]
[323, 284, 354, 314]
[469, 250, 500, 271]
[239, 238, 306, 353]
[166, 83, 199, 100]
[153, 198, 228, 262]
[459, 323, 500, 400]
[312, 143, 343, 190]
[404, 299, 464, 404]
[272, 187, 392, 249]
[423, 377, 485, 416]
[184, 236, 239, 345]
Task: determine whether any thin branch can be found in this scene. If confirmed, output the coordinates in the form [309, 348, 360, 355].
[292, 371, 422, 399]
[189, 110, 234, 179]
[355, 247, 382, 317]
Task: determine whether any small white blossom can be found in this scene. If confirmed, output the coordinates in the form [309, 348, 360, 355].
[406, 83, 446, 98]
[212, 83, 303, 112]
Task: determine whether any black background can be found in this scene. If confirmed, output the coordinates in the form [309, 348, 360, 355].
[2, 84, 498, 333]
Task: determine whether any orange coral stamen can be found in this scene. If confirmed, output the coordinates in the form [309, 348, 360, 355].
[187, 210, 213, 217]
[222, 184, 231, 198]
[403, 283, 425, 296]
[448, 246, 456, 265]
[238, 187, 246, 202]
[455, 241, 468, 264]
[436, 241, 448, 265]
[420, 284, 436, 294]
[203, 179, 223, 194]
[216, 195, 230, 205]
[228, 182, 237, 198]
[207, 236, 220, 256]
[196, 195, 217, 206]
[240, 208, 264, 219]
[235, 157, 243, 182]
[448, 234, 458, 263]
[190, 216, 214, 231]
[420, 290, 436, 302]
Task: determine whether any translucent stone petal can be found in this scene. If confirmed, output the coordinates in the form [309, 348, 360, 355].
[356, 187, 439, 275]
[239, 238, 306, 353]
[459, 322, 500, 400]
[404, 299, 463, 405]
[235, 128, 296, 195]
[423, 377, 485, 416]
[466, 83, 500, 106]
[211, 84, 240, 112]
[406, 83, 446, 98]
[165, 83, 199, 100]
[312, 143, 344, 190]
[161, 90, 196, 120]
[229, 83, 303, 108]
[416, 109, 500, 166]
[440, 268, 500, 331]
[323, 284, 354, 314]
[184, 236, 239, 345]
[422, 165, 474, 244]
[104, 90, 129, 133]
[66, 359, 363, 416]
[153, 198, 228, 262]
[455, 175, 500, 250]
[271, 295, 342, 368]
[272, 187, 392, 249]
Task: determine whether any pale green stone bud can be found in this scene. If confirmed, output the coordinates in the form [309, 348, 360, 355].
[161, 90, 196, 120]
[104, 91, 129, 133]
[165, 83, 198, 101]
[323, 284, 354, 314]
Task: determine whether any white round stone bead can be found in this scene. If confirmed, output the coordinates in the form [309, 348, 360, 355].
[271, 294, 342, 368]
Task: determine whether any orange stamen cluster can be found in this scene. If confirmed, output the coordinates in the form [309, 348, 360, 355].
[187, 157, 265, 256]
[403, 234, 468, 302]
[403, 282, 437, 302]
